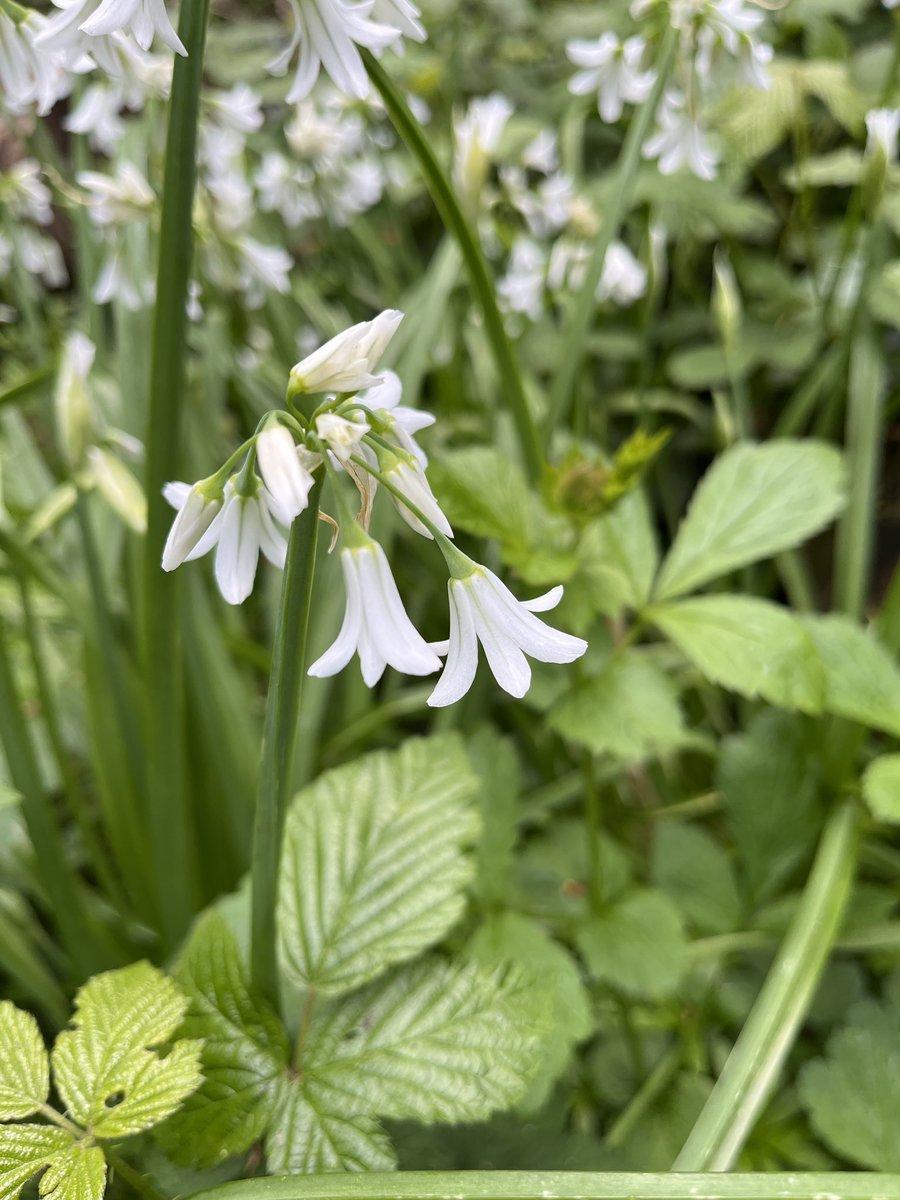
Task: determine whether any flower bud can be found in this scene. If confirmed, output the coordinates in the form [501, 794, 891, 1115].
[255, 420, 320, 525]
[288, 310, 403, 397]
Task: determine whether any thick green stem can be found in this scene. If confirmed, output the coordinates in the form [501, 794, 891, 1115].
[141, 0, 210, 950]
[189, 1171, 900, 1200]
[672, 801, 859, 1171]
[250, 478, 323, 1007]
[544, 26, 677, 435]
[363, 51, 542, 482]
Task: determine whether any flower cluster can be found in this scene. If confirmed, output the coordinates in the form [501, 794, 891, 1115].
[162, 310, 587, 705]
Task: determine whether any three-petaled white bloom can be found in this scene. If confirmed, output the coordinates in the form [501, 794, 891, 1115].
[255, 421, 321, 524]
[866, 108, 900, 163]
[161, 479, 224, 570]
[308, 537, 442, 685]
[642, 89, 719, 181]
[567, 33, 655, 123]
[427, 567, 588, 708]
[35, 0, 186, 57]
[289, 309, 402, 395]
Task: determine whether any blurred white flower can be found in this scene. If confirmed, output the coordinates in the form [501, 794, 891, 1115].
[597, 241, 648, 305]
[93, 242, 153, 308]
[289, 309, 402, 395]
[642, 89, 718, 180]
[64, 84, 126, 152]
[498, 238, 546, 322]
[567, 33, 655, 123]
[0, 10, 71, 116]
[452, 93, 513, 208]
[36, 0, 185, 58]
[522, 129, 559, 174]
[206, 83, 264, 132]
[308, 537, 441, 685]
[55, 331, 95, 467]
[4, 160, 54, 225]
[866, 108, 900, 162]
[235, 237, 293, 308]
[77, 161, 155, 224]
[256, 422, 321, 525]
[19, 229, 68, 287]
[428, 569, 587, 707]
[371, 0, 425, 43]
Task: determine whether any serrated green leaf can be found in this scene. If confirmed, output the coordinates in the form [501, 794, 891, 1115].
[266, 1086, 396, 1174]
[799, 983, 900, 1169]
[278, 737, 480, 995]
[862, 754, 900, 824]
[575, 889, 687, 1000]
[548, 654, 687, 761]
[38, 1143, 105, 1200]
[303, 958, 549, 1123]
[576, 490, 659, 620]
[0, 1003, 48, 1119]
[655, 440, 846, 600]
[164, 912, 289, 1168]
[0, 1124, 71, 1200]
[651, 595, 826, 713]
[51, 962, 202, 1138]
[798, 614, 900, 737]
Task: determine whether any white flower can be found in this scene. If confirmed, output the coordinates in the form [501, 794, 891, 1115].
[428, 568, 588, 707]
[207, 83, 264, 133]
[498, 238, 546, 322]
[93, 242, 154, 308]
[5, 160, 54, 226]
[55, 331, 95, 466]
[77, 162, 155, 224]
[308, 538, 442, 685]
[522, 129, 559, 174]
[567, 33, 655, 123]
[268, 0, 400, 104]
[235, 238, 293, 308]
[381, 456, 453, 540]
[315, 411, 370, 462]
[866, 108, 900, 163]
[63, 84, 127, 153]
[36, 0, 185, 57]
[597, 241, 648, 305]
[161, 479, 224, 570]
[452, 93, 513, 207]
[289, 309, 402, 395]
[642, 89, 719, 180]
[18, 228, 68, 287]
[371, 0, 425, 43]
[358, 370, 435, 465]
[0, 10, 71, 117]
[256, 422, 321, 524]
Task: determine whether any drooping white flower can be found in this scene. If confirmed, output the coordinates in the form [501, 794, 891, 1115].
[866, 108, 900, 163]
[357, 370, 435, 465]
[567, 33, 655, 123]
[428, 568, 587, 707]
[498, 238, 546, 322]
[522, 128, 559, 174]
[18, 228, 68, 287]
[289, 309, 402, 395]
[308, 536, 441, 685]
[63, 84, 127, 152]
[642, 89, 719, 180]
[4, 160, 54, 226]
[597, 241, 648, 305]
[161, 478, 224, 570]
[0, 10, 71, 116]
[371, 0, 425, 43]
[234, 237, 293, 308]
[452, 93, 513, 208]
[380, 455, 453, 540]
[93, 242, 154, 308]
[256, 422, 321, 524]
[77, 161, 155, 224]
[268, 0, 400, 104]
[35, 0, 185, 58]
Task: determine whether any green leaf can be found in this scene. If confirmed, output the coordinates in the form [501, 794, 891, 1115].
[861, 754, 900, 824]
[51, 962, 202, 1139]
[278, 736, 480, 995]
[0, 1125, 71, 1200]
[798, 614, 900, 737]
[654, 440, 846, 600]
[0, 1003, 48, 1119]
[799, 978, 900, 1169]
[651, 823, 742, 936]
[575, 490, 659, 620]
[266, 1088, 396, 1174]
[38, 1143, 105, 1200]
[165, 912, 289, 1168]
[468, 729, 520, 909]
[651, 595, 825, 713]
[303, 958, 549, 1123]
[548, 654, 688, 761]
[574, 889, 688, 1000]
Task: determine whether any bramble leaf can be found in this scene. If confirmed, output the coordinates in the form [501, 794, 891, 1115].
[278, 736, 480, 995]
[51, 962, 202, 1138]
[0, 1124, 71, 1200]
[654, 440, 846, 600]
[266, 1087, 396, 1174]
[0, 1003, 49, 1119]
[38, 1143, 105, 1200]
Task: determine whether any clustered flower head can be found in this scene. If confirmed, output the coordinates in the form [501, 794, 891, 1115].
[162, 310, 587, 705]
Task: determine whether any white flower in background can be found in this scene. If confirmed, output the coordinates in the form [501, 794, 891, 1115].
[234, 238, 293, 308]
[164, 477, 287, 604]
[452, 93, 513, 208]
[358, 370, 435, 466]
[93, 242, 153, 308]
[643, 89, 719, 180]
[63, 84, 127, 152]
[0, 10, 71, 116]
[308, 537, 441, 685]
[428, 568, 588, 707]
[522, 129, 559, 174]
[371, 0, 425, 43]
[289, 309, 402, 395]
[254, 153, 320, 227]
[206, 83, 264, 133]
[866, 108, 900, 162]
[35, 0, 185, 58]
[55, 331, 95, 466]
[77, 162, 155, 224]
[255, 421, 321, 524]
[380, 455, 453, 539]
[4, 160, 54, 225]
[333, 157, 385, 224]
[886, 0, 900, 9]
[596, 241, 648, 305]
[268, 0, 400, 103]
[18, 228, 68, 287]
[498, 238, 546, 322]
[567, 33, 655, 123]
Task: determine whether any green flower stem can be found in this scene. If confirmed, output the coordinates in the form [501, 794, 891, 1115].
[141, 0, 210, 950]
[189, 1170, 900, 1200]
[544, 25, 677, 436]
[672, 800, 859, 1172]
[362, 50, 543, 482]
[250, 477, 323, 1007]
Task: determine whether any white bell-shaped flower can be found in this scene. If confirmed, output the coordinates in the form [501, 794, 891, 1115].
[256, 421, 321, 525]
[567, 33, 655, 123]
[161, 478, 224, 570]
[380, 455, 453, 540]
[289, 309, 402, 396]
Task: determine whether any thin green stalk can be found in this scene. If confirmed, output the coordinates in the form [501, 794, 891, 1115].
[363, 50, 542, 482]
[141, 0, 210, 950]
[544, 25, 677, 435]
[605, 1044, 682, 1148]
[250, 478, 323, 1007]
[672, 801, 859, 1171]
[189, 1170, 900, 1200]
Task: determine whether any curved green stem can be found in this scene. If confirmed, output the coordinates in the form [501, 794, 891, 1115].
[672, 801, 859, 1171]
[363, 50, 542, 482]
[544, 25, 677, 436]
[250, 477, 323, 1007]
[141, 0, 211, 951]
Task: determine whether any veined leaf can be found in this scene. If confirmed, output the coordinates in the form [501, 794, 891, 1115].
[51, 962, 202, 1138]
[798, 614, 900, 737]
[266, 1087, 396, 1175]
[0, 1003, 48, 1119]
[0, 1124, 71, 1200]
[651, 595, 826, 713]
[575, 889, 687, 1001]
[654, 440, 846, 600]
[38, 1143, 105, 1200]
[862, 755, 900, 824]
[278, 736, 480, 995]
[165, 912, 289, 1168]
[302, 958, 550, 1123]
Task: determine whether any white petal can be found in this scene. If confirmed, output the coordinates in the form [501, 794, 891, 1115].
[427, 580, 479, 707]
[308, 549, 364, 677]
